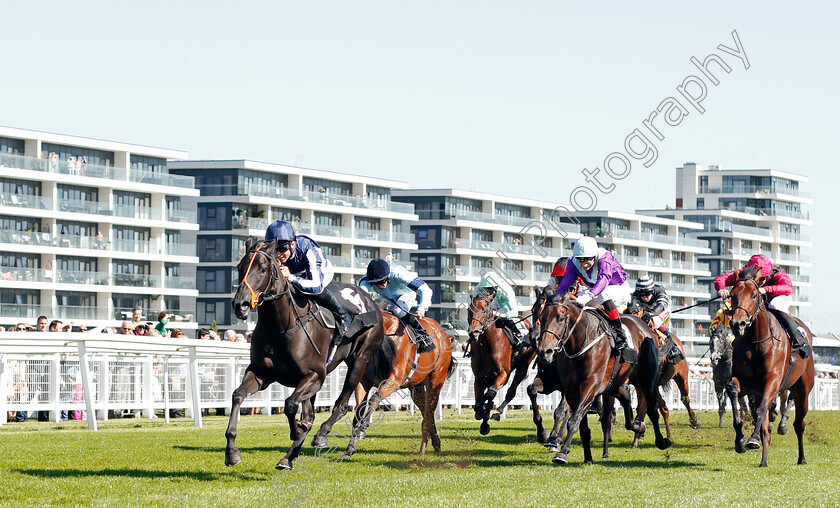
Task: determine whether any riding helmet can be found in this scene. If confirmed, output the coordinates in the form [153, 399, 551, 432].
[265, 220, 296, 243]
[366, 258, 391, 283]
[572, 236, 598, 258]
[745, 254, 772, 277]
[635, 275, 655, 294]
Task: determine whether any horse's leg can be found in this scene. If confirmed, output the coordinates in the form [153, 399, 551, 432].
[614, 384, 635, 433]
[658, 392, 671, 442]
[424, 373, 447, 453]
[791, 383, 809, 465]
[631, 387, 648, 449]
[717, 389, 727, 428]
[409, 384, 430, 455]
[224, 368, 263, 467]
[580, 414, 594, 465]
[277, 371, 326, 470]
[600, 395, 615, 459]
[312, 346, 376, 448]
[344, 378, 375, 458]
[553, 388, 598, 465]
[640, 381, 672, 450]
[675, 366, 700, 429]
[726, 377, 747, 453]
[492, 357, 530, 421]
[748, 382, 781, 467]
[549, 394, 570, 449]
[777, 390, 792, 435]
[478, 378, 497, 436]
[526, 378, 547, 443]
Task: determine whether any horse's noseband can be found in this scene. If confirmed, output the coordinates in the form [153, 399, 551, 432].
[732, 279, 763, 328]
[239, 245, 281, 308]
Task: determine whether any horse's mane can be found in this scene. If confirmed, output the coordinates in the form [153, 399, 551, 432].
[738, 265, 760, 281]
[475, 287, 496, 300]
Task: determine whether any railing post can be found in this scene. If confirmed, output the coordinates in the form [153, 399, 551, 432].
[163, 356, 171, 424]
[143, 355, 154, 418]
[188, 347, 202, 428]
[455, 361, 462, 415]
[99, 357, 109, 421]
[77, 342, 98, 431]
[50, 353, 60, 422]
[0, 354, 7, 426]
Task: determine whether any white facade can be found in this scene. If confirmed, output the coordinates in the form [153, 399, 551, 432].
[0, 126, 199, 330]
[168, 160, 419, 331]
[641, 162, 812, 319]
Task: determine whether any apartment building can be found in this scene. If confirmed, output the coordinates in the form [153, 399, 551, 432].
[641, 162, 812, 321]
[0, 126, 199, 330]
[168, 160, 418, 331]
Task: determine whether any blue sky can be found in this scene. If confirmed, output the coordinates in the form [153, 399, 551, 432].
[3, 2, 838, 331]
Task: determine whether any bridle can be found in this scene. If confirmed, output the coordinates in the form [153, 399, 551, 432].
[540, 301, 606, 359]
[238, 244, 284, 308]
[468, 292, 496, 337]
[731, 279, 763, 329]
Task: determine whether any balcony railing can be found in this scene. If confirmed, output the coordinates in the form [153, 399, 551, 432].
[699, 185, 809, 199]
[112, 238, 155, 254]
[56, 270, 111, 285]
[113, 273, 161, 288]
[0, 192, 52, 210]
[165, 243, 196, 257]
[602, 229, 709, 248]
[237, 183, 415, 214]
[129, 168, 195, 189]
[354, 228, 389, 242]
[164, 276, 196, 289]
[617, 254, 710, 273]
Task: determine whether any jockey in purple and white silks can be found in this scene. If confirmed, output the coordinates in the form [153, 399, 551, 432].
[555, 236, 636, 363]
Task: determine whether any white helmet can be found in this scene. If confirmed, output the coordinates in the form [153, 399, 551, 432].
[573, 236, 599, 258]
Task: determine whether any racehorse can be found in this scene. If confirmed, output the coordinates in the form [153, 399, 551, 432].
[345, 309, 454, 456]
[536, 294, 672, 464]
[467, 287, 536, 435]
[625, 305, 700, 447]
[710, 325, 750, 427]
[726, 265, 815, 467]
[225, 238, 384, 470]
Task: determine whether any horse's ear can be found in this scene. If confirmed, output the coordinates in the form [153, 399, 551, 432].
[533, 285, 541, 299]
[245, 237, 257, 252]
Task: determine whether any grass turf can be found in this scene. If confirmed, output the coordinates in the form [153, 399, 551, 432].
[1, 408, 838, 507]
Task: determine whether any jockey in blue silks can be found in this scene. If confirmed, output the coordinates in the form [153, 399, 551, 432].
[265, 220, 351, 337]
[359, 258, 436, 353]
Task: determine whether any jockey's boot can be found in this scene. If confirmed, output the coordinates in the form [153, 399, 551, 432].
[502, 318, 526, 349]
[604, 299, 636, 364]
[771, 309, 811, 359]
[314, 289, 351, 339]
[403, 314, 436, 353]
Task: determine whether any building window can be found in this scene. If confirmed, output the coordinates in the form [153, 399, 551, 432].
[696, 198, 705, 209]
[130, 155, 167, 173]
[41, 143, 114, 167]
[198, 236, 231, 262]
[412, 226, 440, 249]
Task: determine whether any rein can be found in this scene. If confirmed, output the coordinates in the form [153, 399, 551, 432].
[543, 303, 607, 359]
[733, 279, 779, 346]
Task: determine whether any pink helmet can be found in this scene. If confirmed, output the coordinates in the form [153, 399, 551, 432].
[745, 254, 772, 278]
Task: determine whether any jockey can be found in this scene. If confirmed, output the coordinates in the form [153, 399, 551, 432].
[359, 258, 435, 353]
[265, 220, 352, 337]
[473, 271, 526, 350]
[709, 299, 732, 335]
[714, 254, 810, 358]
[630, 275, 682, 361]
[555, 236, 636, 363]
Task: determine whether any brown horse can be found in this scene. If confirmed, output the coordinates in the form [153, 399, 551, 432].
[226, 238, 384, 470]
[536, 294, 671, 464]
[467, 287, 536, 435]
[345, 310, 454, 456]
[726, 266, 815, 467]
[625, 307, 700, 447]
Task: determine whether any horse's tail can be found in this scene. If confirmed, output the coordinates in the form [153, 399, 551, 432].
[636, 336, 661, 397]
[368, 336, 397, 383]
[446, 350, 457, 380]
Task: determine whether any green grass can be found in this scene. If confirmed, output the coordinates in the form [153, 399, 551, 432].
[1, 409, 839, 507]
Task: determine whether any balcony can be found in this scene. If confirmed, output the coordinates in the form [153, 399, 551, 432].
[166, 243, 197, 257]
[112, 238, 155, 254]
[0, 266, 52, 283]
[354, 228, 389, 242]
[617, 254, 710, 273]
[113, 273, 161, 288]
[0, 192, 52, 210]
[56, 269, 111, 285]
[238, 183, 415, 214]
[603, 229, 709, 248]
[128, 168, 195, 189]
[166, 209, 197, 223]
[699, 185, 809, 199]
[667, 282, 712, 294]
[164, 276, 196, 290]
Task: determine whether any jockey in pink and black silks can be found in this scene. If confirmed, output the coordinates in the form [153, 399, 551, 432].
[555, 236, 636, 363]
[714, 254, 810, 358]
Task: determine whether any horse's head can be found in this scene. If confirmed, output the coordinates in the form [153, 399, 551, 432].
[467, 286, 496, 341]
[536, 293, 575, 365]
[232, 237, 285, 320]
[709, 325, 733, 364]
[527, 285, 551, 343]
[729, 265, 763, 338]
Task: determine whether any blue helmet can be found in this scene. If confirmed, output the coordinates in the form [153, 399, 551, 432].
[265, 220, 296, 243]
[366, 258, 390, 283]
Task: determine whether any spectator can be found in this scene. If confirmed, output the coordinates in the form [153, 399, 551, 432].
[60, 322, 73, 332]
[172, 328, 185, 339]
[0, 326, 5, 332]
[48, 151, 58, 171]
[209, 330, 221, 341]
[196, 328, 211, 340]
[245, 331, 253, 343]
[234, 333, 246, 343]
[15, 323, 32, 332]
[49, 320, 61, 332]
[133, 323, 149, 336]
[77, 325, 88, 333]
[95, 231, 104, 249]
[120, 321, 133, 335]
[223, 329, 236, 341]
[132, 307, 143, 324]
[155, 311, 170, 336]
[35, 315, 48, 332]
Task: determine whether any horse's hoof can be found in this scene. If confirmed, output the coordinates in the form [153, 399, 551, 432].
[656, 437, 673, 450]
[537, 431, 548, 444]
[474, 412, 482, 421]
[311, 434, 329, 449]
[552, 452, 568, 465]
[691, 421, 701, 430]
[490, 412, 501, 422]
[479, 422, 490, 435]
[745, 437, 761, 450]
[778, 424, 789, 436]
[548, 445, 560, 453]
[543, 437, 558, 448]
[355, 430, 366, 440]
[225, 449, 241, 467]
[735, 439, 746, 454]
[601, 453, 609, 459]
[275, 458, 292, 471]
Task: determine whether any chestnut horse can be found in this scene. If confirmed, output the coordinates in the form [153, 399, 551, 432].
[226, 238, 384, 470]
[625, 306, 700, 447]
[536, 294, 671, 464]
[467, 287, 535, 435]
[345, 310, 454, 456]
[726, 266, 815, 467]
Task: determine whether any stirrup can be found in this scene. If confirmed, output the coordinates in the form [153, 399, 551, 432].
[796, 342, 812, 359]
[416, 334, 436, 353]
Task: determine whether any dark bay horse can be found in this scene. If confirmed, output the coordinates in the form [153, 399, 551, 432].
[467, 287, 535, 436]
[726, 266, 815, 467]
[536, 294, 672, 464]
[625, 307, 700, 447]
[710, 325, 750, 427]
[345, 311, 454, 456]
[225, 238, 384, 470]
